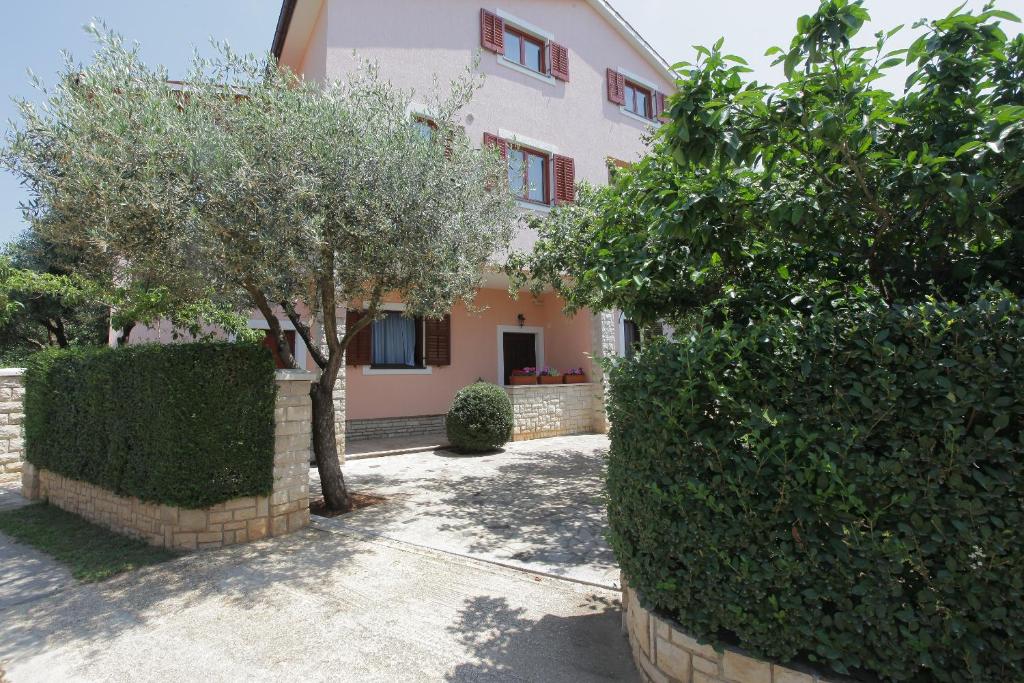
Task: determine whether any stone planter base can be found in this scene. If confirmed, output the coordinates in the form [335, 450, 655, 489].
[623, 580, 840, 683]
[20, 370, 315, 551]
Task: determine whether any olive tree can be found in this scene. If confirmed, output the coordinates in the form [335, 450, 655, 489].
[3, 27, 518, 510]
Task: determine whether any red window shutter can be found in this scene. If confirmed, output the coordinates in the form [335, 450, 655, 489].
[553, 155, 576, 204]
[549, 42, 570, 81]
[606, 68, 626, 105]
[345, 309, 373, 366]
[480, 9, 505, 53]
[424, 315, 451, 366]
[483, 132, 508, 159]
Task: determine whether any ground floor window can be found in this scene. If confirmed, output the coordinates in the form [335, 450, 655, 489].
[372, 312, 424, 369]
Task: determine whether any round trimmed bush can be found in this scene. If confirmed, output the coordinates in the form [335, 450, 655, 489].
[445, 382, 514, 453]
[607, 290, 1024, 683]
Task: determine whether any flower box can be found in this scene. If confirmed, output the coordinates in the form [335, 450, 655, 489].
[509, 375, 537, 385]
[563, 374, 587, 384]
[539, 375, 563, 385]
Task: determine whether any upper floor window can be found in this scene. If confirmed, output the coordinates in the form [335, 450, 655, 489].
[508, 146, 549, 205]
[607, 69, 667, 123]
[624, 81, 652, 119]
[504, 27, 545, 74]
[480, 9, 570, 83]
[484, 132, 575, 206]
[413, 116, 438, 141]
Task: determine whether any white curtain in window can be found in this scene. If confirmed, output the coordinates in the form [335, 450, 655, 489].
[373, 312, 415, 366]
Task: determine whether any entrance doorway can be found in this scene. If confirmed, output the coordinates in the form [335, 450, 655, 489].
[502, 332, 537, 384]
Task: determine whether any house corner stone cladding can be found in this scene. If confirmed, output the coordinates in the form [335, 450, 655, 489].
[0, 369, 25, 481]
[590, 310, 616, 433]
[622, 580, 840, 683]
[504, 383, 597, 440]
[21, 370, 314, 551]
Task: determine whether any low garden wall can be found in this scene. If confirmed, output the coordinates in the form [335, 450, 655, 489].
[0, 369, 25, 481]
[503, 383, 598, 440]
[19, 344, 312, 550]
[623, 581, 838, 683]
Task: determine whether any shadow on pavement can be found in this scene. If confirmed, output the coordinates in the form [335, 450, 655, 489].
[445, 593, 637, 682]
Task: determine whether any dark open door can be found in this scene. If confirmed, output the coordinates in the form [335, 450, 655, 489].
[503, 332, 537, 384]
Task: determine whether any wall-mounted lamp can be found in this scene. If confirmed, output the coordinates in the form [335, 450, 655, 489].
[517, 313, 526, 327]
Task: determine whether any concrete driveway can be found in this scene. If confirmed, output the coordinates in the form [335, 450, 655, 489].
[0, 436, 636, 682]
[315, 434, 618, 588]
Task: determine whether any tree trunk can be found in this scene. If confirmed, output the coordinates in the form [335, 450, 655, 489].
[310, 373, 351, 511]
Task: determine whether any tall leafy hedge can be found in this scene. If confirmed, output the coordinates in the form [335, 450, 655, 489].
[606, 290, 1024, 682]
[24, 342, 277, 509]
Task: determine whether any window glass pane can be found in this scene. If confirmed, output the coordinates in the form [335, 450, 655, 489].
[414, 119, 433, 141]
[372, 312, 416, 366]
[508, 150, 526, 198]
[504, 31, 521, 63]
[524, 39, 542, 72]
[527, 153, 546, 202]
[636, 90, 649, 118]
[624, 85, 636, 113]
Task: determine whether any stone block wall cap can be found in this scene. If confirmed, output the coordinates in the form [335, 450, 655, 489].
[275, 369, 317, 381]
[0, 368, 26, 376]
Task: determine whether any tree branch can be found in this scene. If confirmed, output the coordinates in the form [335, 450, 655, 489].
[282, 300, 327, 369]
[244, 283, 297, 369]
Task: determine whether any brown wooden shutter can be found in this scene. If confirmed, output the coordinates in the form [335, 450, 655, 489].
[483, 132, 508, 159]
[655, 91, 668, 121]
[480, 9, 505, 53]
[549, 42, 570, 81]
[607, 68, 626, 105]
[424, 315, 451, 366]
[345, 309, 373, 366]
[553, 155, 576, 204]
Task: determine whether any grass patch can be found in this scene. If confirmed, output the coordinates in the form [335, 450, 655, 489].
[0, 504, 179, 582]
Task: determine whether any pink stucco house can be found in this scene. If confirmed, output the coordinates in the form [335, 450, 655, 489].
[135, 0, 674, 449]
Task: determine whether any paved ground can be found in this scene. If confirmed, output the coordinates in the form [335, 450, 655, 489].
[0, 526, 635, 682]
[0, 436, 633, 682]
[0, 477, 28, 512]
[314, 434, 618, 588]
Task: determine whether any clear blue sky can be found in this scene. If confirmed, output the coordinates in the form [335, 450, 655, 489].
[1, 0, 1021, 246]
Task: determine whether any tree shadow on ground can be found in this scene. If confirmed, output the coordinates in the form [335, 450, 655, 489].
[0, 526, 384, 672]
[445, 593, 638, 682]
[315, 438, 617, 583]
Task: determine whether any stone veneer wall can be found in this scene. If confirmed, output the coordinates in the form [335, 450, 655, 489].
[346, 414, 446, 442]
[590, 310, 617, 433]
[623, 582, 841, 683]
[0, 369, 25, 481]
[504, 383, 599, 441]
[21, 370, 314, 551]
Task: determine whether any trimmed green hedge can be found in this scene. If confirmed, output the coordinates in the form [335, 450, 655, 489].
[25, 342, 277, 509]
[607, 291, 1024, 682]
[446, 382, 514, 453]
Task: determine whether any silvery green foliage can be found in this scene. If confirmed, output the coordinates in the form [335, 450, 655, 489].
[4, 24, 518, 342]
